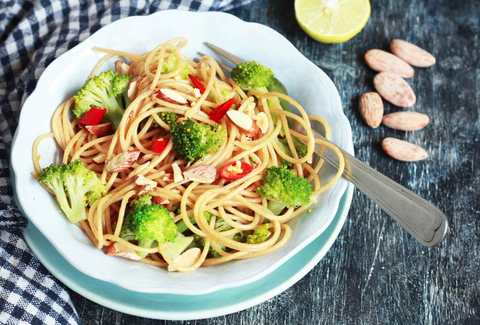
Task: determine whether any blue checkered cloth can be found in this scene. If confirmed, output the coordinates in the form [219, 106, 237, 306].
[0, 1, 252, 324]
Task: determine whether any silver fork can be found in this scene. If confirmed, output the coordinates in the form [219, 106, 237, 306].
[204, 42, 449, 247]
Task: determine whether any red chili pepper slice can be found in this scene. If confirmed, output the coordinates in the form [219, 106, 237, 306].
[208, 98, 236, 123]
[152, 196, 164, 205]
[220, 161, 253, 181]
[188, 74, 205, 94]
[84, 122, 112, 137]
[151, 137, 169, 154]
[78, 106, 106, 126]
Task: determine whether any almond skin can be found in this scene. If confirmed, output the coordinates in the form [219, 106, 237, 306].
[382, 137, 428, 162]
[382, 112, 430, 131]
[359, 92, 384, 128]
[373, 72, 416, 108]
[364, 49, 414, 78]
[390, 39, 436, 68]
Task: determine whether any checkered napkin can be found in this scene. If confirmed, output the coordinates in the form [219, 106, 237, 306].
[0, 1, 252, 324]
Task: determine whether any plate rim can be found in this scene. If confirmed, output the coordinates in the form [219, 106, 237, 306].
[23, 185, 354, 320]
[11, 9, 354, 295]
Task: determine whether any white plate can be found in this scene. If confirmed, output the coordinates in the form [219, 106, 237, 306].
[11, 10, 353, 295]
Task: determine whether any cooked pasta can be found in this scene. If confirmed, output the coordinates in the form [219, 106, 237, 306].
[32, 38, 344, 272]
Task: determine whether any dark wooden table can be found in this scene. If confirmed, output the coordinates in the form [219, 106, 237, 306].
[71, 1, 480, 324]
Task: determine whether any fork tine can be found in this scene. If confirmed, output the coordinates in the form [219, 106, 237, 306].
[204, 42, 243, 65]
[197, 51, 232, 72]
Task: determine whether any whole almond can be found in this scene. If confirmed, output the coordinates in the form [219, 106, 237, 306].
[382, 137, 428, 162]
[382, 112, 430, 131]
[374, 72, 416, 108]
[364, 49, 414, 78]
[390, 39, 436, 68]
[359, 92, 384, 128]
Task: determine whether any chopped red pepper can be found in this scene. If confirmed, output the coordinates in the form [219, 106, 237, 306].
[208, 98, 236, 123]
[84, 122, 112, 137]
[78, 107, 106, 126]
[220, 161, 253, 181]
[151, 137, 169, 154]
[188, 74, 205, 94]
[152, 196, 164, 205]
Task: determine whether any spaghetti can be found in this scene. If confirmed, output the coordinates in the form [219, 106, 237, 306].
[32, 38, 345, 272]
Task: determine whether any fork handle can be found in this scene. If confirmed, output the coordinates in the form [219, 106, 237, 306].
[321, 146, 448, 246]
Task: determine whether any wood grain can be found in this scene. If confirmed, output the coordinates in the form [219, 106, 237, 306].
[71, 1, 480, 324]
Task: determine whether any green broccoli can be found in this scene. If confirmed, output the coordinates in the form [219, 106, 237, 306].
[171, 119, 226, 162]
[231, 61, 274, 90]
[120, 203, 177, 250]
[231, 61, 290, 110]
[247, 224, 271, 244]
[39, 160, 105, 224]
[132, 194, 152, 210]
[161, 55, 190, 79]
[257, 165, 313, 213]
[278, 137, 308, 158]
[73, 70, 130, 128]
[157, 112, 178, 128]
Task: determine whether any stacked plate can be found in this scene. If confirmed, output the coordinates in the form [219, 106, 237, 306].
[11, 10, 354, 319]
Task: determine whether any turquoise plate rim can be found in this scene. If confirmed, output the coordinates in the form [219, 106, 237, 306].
[22, 185, 353, 320]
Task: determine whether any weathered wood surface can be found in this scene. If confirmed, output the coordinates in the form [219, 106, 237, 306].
[71, 1, 480, 324]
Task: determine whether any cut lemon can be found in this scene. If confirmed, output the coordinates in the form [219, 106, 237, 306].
[295, 0, 371, 44]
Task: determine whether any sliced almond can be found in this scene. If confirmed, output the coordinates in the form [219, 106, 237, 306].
[168, 247, 201, 271]
[106, 151, 140, 173]
[390, 39, 436, 68]
[84, 122, 112, 137]
[114, 60, 130, 75]
[382, 137, 428, 162]
[382, 112, 430, 131]
[193, 88, 202, 98]
[254, 112, 269, 134]
[227, 110, 253, 131]
[183, 165, 217, 184]
[364, 49, 414, 78]
[135, 175, 157, 193]
[359, 92, 384, 128]
[157, 88, 188, 105]
[127, 79, 138, 100]
[373, 72, 416, 108]
[171, 162, 184, 183]
[106, 243, 142, 261]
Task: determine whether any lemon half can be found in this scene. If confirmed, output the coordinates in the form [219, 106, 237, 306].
[295, 0, 371, 44]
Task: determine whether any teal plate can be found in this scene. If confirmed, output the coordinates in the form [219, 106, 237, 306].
[23, 185, 353, 320]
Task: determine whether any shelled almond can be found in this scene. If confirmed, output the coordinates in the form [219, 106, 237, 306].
[359, 92, 384, 128]
[364, 49, 414, 78]
[382, 112, 430, 131]
[390, 39, 436, 68]
[382, 138, 428, 162]
[373, 72, 416, 108]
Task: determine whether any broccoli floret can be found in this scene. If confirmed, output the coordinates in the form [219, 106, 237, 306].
[171, 119, 226, 162]
[162, 55, 190, 79]
[39, 160, 105, 224]
[121, 204, 177, 250]
[231, 61, 290, 112]
[278, 137, 308, 158]
[158, 112, 178, 128]
[231, 61, 274, 90]
[132, 194, 152, 210]
[73, 70, 130, 128]
[247, 224, 271, 244]
[257, 165, 313, 209]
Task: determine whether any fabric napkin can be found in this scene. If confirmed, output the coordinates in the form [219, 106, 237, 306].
[0, 1, 253, 324]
